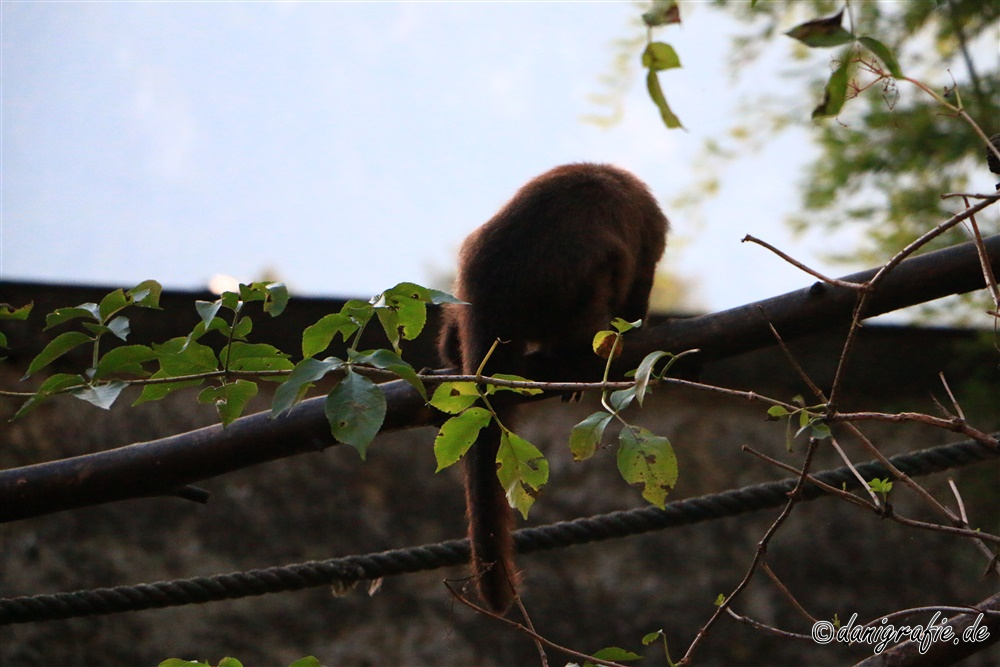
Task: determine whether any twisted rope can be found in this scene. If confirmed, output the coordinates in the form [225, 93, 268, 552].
[2, 437, 996, 625]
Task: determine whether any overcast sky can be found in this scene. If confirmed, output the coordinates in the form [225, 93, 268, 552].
[5, 2, 989, 315]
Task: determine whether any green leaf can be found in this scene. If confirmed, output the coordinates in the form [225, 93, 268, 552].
[133, 375, 204, 405]
[93, 344, 157, 380]
[221, 342, 292, 373]
[610, 317, 640, 333]
[44, 304, 100, 330]
[642, 42, 681, 72]
[609, 386, 637, 412]
[767, 405, 790, 418]
[433, 407, 492, 471]
[127, 279, 163, 308]
[213, 315, 253, 342]
[634, 350, 671, 406]
[784, 412, 796, 452]
[271, 357, 344, 416]
[858, 36, 902, 78]
[810, 421, 832, 440]
[156, 338, 219, 376]
[132, 337, 217, 404]
[785, 10, 855, 48]
[646, 70, 683, 129]
[349, 348, 426, 399]
[199, 379, 259, 426]
[382, 282, 431, 302]
[195, 299, 224, 328]
[0, 302, 33, 320]
[98, 289, 127, 322]
[302, 313, 358, 358]
[427, 288, 465, 305]
[264, 282, 289, 316]
[486, 373, 542, 396]
[590, 646, 642, 663]
[375, 307, 402, 353]
[325, 370, 386, 458]
[497, 430, 548, 519]
[377, 282, 434, 344]
[618, 426, 678, 508]
[642, 630, 664, 645]
[868, 477, 893, 495]
[106, 315, 131, 341]
[24, 331, 93, 378]
[238, 282, 270, 305]
[288, 658, 322, 667]
[71, 380, 128, 410]
[342, 299, 375, 321]
[569, 411, 613, 461]
[217, 659, 244, 667]
[812, 59, 849, 119]
[189, 316, 228, 341]
[429, 381, 480, 414]
[220, 291, 241, 311]
[12, 373, 87, 419]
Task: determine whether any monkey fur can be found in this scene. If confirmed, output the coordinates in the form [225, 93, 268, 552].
[439, 163, 669, 613]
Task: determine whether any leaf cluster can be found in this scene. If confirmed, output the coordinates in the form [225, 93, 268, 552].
[4, 281, 459, 454]
[5, 282, 688, 523]
[712, 0, 997, 280]
[766, 395, 833, 451]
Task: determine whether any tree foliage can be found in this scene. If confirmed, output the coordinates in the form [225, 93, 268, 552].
[713, 0, 997, 263]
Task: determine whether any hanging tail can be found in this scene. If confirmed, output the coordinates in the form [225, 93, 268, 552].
[464, 401, 519, 613]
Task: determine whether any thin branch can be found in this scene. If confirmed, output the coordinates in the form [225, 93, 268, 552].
[960, 195, 1000, 311]
[743, 235, 865, 289]
[678, 438, 822, 666]
[760, 561, 818, 625]
[828, 198, 999, 408]
[724, 606, 813, 640]
[827, 435, 882, 506]
[443, 582, 630, 667]
[939, 373, 966, 422]
[830, 412, 997, 448]
[741, 445, 874, 511]
[948, 478, 968, 525]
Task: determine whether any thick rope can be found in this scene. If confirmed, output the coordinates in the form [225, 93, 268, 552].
[2, 437, 996, 625]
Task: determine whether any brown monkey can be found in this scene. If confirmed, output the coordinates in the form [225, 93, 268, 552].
[439, 163, 669, 612]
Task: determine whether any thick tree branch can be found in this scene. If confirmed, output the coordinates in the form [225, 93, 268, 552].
[1, 235, 997, 523]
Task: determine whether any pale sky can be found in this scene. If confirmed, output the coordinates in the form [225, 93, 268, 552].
[4, 2, 990, 314]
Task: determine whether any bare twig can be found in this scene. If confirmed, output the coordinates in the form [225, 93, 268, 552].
[939, 373, 966, 421]
[743, 235, 865, 289]
[741, 445, 874, 511]
[830, 412, 997, 448]
[761, 561, 819, 625]
[827, 435, 882, 506]
[960, 195, 1000, 311]
[443, 582, 631, 667]
[724, 606, 813, 640]
[948, 478, 968, 525]
[828, 197, 999, 408]
[678, 438, 822, 665]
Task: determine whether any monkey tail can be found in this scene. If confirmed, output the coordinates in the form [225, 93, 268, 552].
[464, 398, 519, 613]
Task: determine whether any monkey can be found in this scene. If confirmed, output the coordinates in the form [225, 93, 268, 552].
[438, 163, 669, 613]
